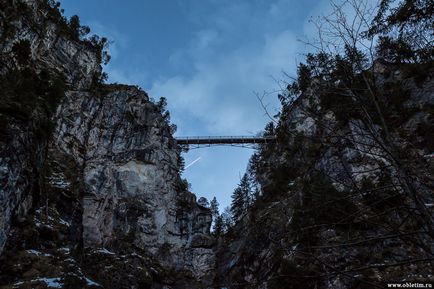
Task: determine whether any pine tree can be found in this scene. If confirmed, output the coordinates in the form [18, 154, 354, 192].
[369, 0, 434, 63]
[209, 196, 220, 233]
[230, 174, 251, 222]
[213, 215, 223, 237]
[247, 154, 261, 201]
[197, 197, 209, 208]
[221, 207, 233, 233]
[68, 15, 80, 39]
[230, 187, 244, 221]
[210, 197, 219, 219]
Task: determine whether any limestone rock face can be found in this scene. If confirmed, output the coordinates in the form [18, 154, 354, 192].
[0, 0, 101, 254]
[0, 122, 44, 253]
[216, 66, 434, 288]
[0, 1, 215, 287]
[54, 87, 170, 247]
[53, 86, 215, 278]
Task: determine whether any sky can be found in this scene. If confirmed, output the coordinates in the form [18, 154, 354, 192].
[59, 0, 359, 212]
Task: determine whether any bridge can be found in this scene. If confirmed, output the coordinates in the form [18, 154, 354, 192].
[175, 135, 276, 149]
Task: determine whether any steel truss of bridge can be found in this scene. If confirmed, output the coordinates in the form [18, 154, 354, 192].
[175, 136, 276, 149]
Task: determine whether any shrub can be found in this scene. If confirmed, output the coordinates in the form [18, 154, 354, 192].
[0, 67, 66, 140]
[291, 173, 357, 244]
[12, 40, 31, 65]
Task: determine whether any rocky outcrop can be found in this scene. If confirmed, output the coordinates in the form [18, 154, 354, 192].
[216, 64, 434, 288]
[0, 0, 101, 254]
[0, 1, 215, 288]
[52, 84, 215, 284]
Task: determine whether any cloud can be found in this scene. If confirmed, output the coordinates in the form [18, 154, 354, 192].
[72, 0, 383, 209]
[150, 0, 382, 138]
[150, 0, 305, 136]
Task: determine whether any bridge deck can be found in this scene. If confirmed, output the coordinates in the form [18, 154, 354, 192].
[175, 136, 275, 145]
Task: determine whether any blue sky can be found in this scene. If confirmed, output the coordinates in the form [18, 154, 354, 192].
[60, 0, 345, 212]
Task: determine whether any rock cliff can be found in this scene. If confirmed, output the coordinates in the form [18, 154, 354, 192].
[0, 0, 101, 255]
[215, 62, 434, 288]
[0, 1, 215, 288]
[1, 1, 433, 289]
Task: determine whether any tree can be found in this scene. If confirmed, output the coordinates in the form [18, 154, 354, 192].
[247, 154, 261, 201]
[155, 96, 172, 126]
[12, 40, 31, 66]
[230, 187, 244, 222]
[230, 174, 252, 222]
[197, 197, 209, 208]
[269, 0, 434, 285]
[68, 15, 80, 39]
[210, 197, 219, 219]
[234, 0, 434, 286]
[87, 35, 111, 65]
[156, 97, 167, 115]
[213, 215, 223, 237]
[209, 197, 222, 234]
[368, 0, 434, 63]
[221, 207, 233, 233]
[309, 0, 434, 241]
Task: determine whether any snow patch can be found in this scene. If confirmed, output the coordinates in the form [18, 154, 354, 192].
[59, 218, 70, 226]
[37, 277, 63, 288]
[424, 153, 434, 158]
[48, 174, 71, 189]
[59, 247, 70, 254]
[14, 277, 63, 288]
[96, 248, 115, 255]
[85, 277, 102, 287]
[26, 249, 52, 257]
[40, 277, 63, 288]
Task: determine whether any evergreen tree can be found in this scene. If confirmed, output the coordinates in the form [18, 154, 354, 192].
[68, 15, 80, 39]
[230, 174, 251, 222]
[210, 197, 219, 219]
[247, 154, 261, 201]
[239, 173, 251, 209]
[213, 215, 223, 237]
[221, 207, 233, 233]
[230, 187, 244, 221]
[208, 196, 220, 233]
[197, 197, 209, 208]
[368, 0, 434, 63]
[263, 122, 275, 136]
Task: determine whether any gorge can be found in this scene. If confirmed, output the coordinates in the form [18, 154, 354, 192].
[0, 0, 433, 288]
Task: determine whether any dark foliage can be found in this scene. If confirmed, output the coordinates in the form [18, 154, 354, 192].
[368, 0, 434, 63]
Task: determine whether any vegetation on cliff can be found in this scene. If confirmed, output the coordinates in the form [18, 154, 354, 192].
[219, 0, 433, 287]
[1, 1, 205, 288]
[0, 0, 433, 288]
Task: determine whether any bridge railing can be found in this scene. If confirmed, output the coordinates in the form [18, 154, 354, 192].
[175, 135, 276, 146]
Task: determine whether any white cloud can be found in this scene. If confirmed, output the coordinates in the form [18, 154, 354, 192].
[77, 0, 383, 209]
[150, 0, 384, 210]
[149, 0, 371, 137]
[150, 17, 302, 136]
